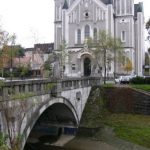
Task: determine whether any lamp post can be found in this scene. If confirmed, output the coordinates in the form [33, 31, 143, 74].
[10, 47, 13, 81]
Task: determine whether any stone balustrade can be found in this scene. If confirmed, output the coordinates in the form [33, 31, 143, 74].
[0, 77, 101, 100]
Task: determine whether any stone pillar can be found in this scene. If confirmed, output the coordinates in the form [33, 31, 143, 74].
[41, 84, 44, 91]
[25, 84, 29, 93]
[15, 85, 19, 94]
[56, 81, 62, 97]
[33, 84, 37, 93]
[3, 87, 9, 98]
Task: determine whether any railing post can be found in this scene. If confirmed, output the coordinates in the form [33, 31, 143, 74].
[15, 85, 19, 94]
[3, 87, 9, 99]
[33, 84, 37, 93]
[25, 84, 29, 93]
[56, 80, 62, 97]
[41, 83, 44, 92]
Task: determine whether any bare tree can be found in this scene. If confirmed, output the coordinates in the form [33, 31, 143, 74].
[146, 18, 150, 42]
[0, 29, 16, 77]
[0, 84, 37, 150]
[123, 58, 133, 74]
[58, 40, 68, 78]
[0, 99, 28, 150]
[88, 30, 123, 84]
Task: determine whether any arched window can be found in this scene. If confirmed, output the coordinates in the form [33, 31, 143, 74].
[121, 31, 126, 42]
[85, 25, 90, 39]
[93, 28, 97, 42]
[77, 29, 81, 44]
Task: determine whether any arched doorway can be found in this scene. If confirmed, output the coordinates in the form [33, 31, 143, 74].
[84, 57, 91, 76]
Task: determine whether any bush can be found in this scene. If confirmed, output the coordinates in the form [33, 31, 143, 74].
[145, 77, 150, 84]
[130, 76, 145, 84]
[0, 133, 8, 150]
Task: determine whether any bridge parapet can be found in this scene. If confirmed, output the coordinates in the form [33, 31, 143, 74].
[61, 77, 101, 91]
[0, 77, 101, 100]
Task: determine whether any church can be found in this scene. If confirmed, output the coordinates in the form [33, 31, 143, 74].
[54, 0, 144, 78]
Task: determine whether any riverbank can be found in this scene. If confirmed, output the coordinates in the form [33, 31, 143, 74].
[77, 86, 150, 149]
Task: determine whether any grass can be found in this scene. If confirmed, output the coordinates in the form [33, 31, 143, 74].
[11, 92, 35, 100]
[130, 84, 150, 92]
[81, 86, 150, 148]
[103, 113, 150, 148]
[102, 83, 114, 88]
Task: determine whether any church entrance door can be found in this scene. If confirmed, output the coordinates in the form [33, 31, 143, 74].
[84, 57, 91, 76]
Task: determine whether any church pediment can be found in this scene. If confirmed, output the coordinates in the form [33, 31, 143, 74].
[67, 0, 107, 15]
[77, 46, 94, 59]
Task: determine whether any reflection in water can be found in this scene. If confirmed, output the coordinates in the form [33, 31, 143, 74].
[25, 143, 73, 150]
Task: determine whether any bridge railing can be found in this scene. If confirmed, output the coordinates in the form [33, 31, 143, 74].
[61, 77, 101, 91]
[0, 77, 101, 100]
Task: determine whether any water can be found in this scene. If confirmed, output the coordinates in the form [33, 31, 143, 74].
[24, 134, 76, 150]
[25, 143, 72, 150]
[24, 136, 117, 150]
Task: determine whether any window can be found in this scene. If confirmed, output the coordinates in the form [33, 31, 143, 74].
[126, 0, 132, 14]
[93, 28, 97, 42]
[121, 31, 126, 42]
[85, 12, 89, 18]
[72, 64, 76, 70]
[77, 29, 81, 44]
[121, 0, 125, 14]
[116, 0, 120, 14]
[85, 25, 90, 39]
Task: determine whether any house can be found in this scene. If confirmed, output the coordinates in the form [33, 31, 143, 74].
[23, 43, 54, 77]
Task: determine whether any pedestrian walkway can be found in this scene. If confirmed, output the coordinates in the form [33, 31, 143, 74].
[64, 137, 119, 150]
[94, 126, 150, 150]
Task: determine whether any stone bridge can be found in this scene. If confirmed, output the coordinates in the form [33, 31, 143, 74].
[0, 77, 101, 149]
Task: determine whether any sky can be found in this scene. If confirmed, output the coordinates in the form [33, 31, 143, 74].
[0, 0, 149, 48]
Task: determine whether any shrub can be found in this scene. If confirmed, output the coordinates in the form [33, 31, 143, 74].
[145, 77, 150, 84]
[0, 133, 8, 150]
[130, 76, 145, 84]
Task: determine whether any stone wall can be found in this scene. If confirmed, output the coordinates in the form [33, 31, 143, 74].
[103, 87, 150, 115]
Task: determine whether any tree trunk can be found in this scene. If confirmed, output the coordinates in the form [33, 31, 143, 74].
[104, 50, 107, 84]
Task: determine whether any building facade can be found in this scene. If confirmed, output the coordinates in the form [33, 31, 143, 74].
[54, 0, 144, 77]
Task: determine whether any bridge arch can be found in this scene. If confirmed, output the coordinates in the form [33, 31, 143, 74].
[21, 97, 79, 150]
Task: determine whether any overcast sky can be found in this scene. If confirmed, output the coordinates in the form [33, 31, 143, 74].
[0, 0, 148, 48]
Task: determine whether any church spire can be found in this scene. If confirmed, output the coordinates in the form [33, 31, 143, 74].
[62, 0, 68, 9]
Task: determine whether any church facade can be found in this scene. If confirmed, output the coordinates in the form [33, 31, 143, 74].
[54, 0, 144, 77]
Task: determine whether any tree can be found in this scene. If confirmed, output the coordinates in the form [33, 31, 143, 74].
[0, 29, 17, 78]
[145, 52, 149, 65]
[88, 30, 123, 84]
[145, 52, 150, 75]
[148, 47, 150, 55]
[14, 45, 25, 70]
[0, 99, 30, 150]
[0, 87, 39, 150]
[58, 40, 68, 78]
[123, 58, 133, 74]
[0, 133, 8, 150]
[18, 66, 29, 79]
[146, 18, 150, 41]
[43, 60, 53, 78]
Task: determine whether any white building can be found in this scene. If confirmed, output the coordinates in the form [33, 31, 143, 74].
[54, 0, 144, 77]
